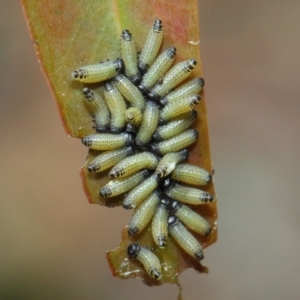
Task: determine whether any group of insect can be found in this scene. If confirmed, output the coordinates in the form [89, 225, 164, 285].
[72, 20, 214, 281]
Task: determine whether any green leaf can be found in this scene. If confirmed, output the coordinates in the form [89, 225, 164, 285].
[22, 0, 218, 287]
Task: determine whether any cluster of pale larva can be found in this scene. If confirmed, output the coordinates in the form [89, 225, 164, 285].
[72, 20, 214, 281]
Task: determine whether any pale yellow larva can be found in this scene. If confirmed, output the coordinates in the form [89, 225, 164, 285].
[148, 59, 197, 102]
[168, 215, 204, 260]
[127, 243, 162, 280]
[128, 190, 161, 236]
[155, 149, 189, 178]
[163, 178, 214, 205]
[123, 174, 159, 209]
[100, 170, 150, 198]
[71, 58, 123, 83]
[169, 200, 211, 236]
[152, 198, 170, 248]
[171, 164, 212, 186]
[109, 151, 158, 179]
[138, 19, 163, 74]
[82, 132, 133, 151]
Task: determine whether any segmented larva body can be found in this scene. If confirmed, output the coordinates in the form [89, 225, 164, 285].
[160, 77, 205, 106]
[151, 129, 199, 155]
[123, 174, 159, 209]
[103, 82, 127, 133]
[168, 215, 204, 260]
[100, 170, 150, 198]
[152, 110, 197, 142]
[152, 198, 170, 248]
[135, 101, 160, 149]
[87, 147, 134, 173]
[82, 132, 133, 151]
[164, 178, 214, 205]
[159, 95, 201, 123]
[171, 163, 212, 186]
[138, 46, 176, 94]
[109, 152, 158, 178]
[170, 200, 211, 236]
[72, 58, 123, 83]
[121, 30, 141, 84]
[127, 243, 162, 280]
[82, 87, 110, 133]
[128, 190, 161, 236]
[138, 19, 163, 74]
[155, 149, 189, 178]
[125, 107, 143, 132]
[148, 59, 197, 102]
[114, 74, 146, 111]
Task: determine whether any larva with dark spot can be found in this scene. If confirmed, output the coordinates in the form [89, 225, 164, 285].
[169, 200, 211, 236]
[138, 19, 163, 74]
[114, 74, 146, 111]
[103, 82, 127, 133]
[151, 129, 199, 155]
[155, 149, 189, 178]
[125, 107, 143, 133]
[159, 95, 201, 123]
[123, 174, 159, 209]
[148, 59, 197, 102]
[128, 190, 161, 236]
[152, 198, 170, 248]
[127, 243, 162, 280]
[139, 47, 176, 94]
[87, 146, 134, 173]
[168, 215, 204, 260]
[82, 88, 110, 133]
[135, 101, 159, 149]
[82, 132, 133, 151]
[164, 178, 214, 205]
[160, 77, 205, 106]
[100, 170, 150, 198]
[120, 30, 141, 84]
[109, 151, 158, 179]
[171, 164, 212, 186]
[71, 58, 123, 83]
[152, 110, 197, 142]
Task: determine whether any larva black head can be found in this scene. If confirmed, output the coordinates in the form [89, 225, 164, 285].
[114, 58, 124, 73]
[194, 249, 204, 261]
[127, 243, 141, 258]
[153, 19, 163, 31]
[158, 117, 167, 126]
[169, 200, 182, 214]
[82, 87, 93, 100]
[138, 83, 150, 95]
[163, 178, 175, 191]
[147, 91, 160, 103]
[104, 82, 114, 92]
[180, 149, 190, 160]
[99, 187, 111, 198]
[125, 123, 137, 133]
[159, 97, 168, 106]
[110, 125, 124, 134]
[87, 163, 97, 173]
[128, 73, 142, 85]
[191, 109, 198, 119]
[150, 143, 162, 156]
[141, 169, 151, 179]
[113, 73, 124, 83]
[124, 133, 135, 146]
[160, 198, 171, 209]
[95, 124, 109, 133]
[81, 136, 91, 147]
[206, 174, 213, 184]
[135, 139, 148, 151]
[121, 29, 132, 41]
[192, 129, 199, 139]
[138, 62, 150, 75]
[167, 215, 179, 228]
[152, 131, 162, 142]
[191, 95, 201, 106]
[198, 77, 205, 88]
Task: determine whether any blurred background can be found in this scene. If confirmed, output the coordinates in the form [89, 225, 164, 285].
[1, 0, 300, 299]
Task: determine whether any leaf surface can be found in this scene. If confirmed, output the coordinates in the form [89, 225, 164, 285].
[22, 0, 218, 286]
